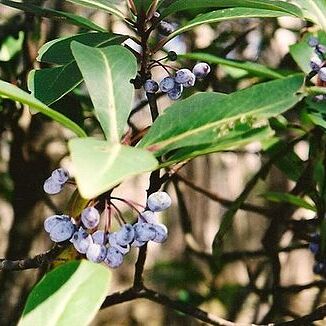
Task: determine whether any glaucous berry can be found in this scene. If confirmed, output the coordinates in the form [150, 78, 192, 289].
[70, 227, 93, 254]
[92, 230, 107, 245]
[192, 62, 211, 79]
[51, 168, 70, 184]
[131, 239, 146, 247]
[81, 207, 100, 229]
[144, 79, 159, 93]
[44, 214, 70, 233]
[49, 218, 76, 242]
[318, 67, 326, 81]
[159, 76, 175, 92]
[158, 21, 177, 36]
[147, 191, 172, 212]
[308, 36, 319, 47]
[309, 242, 319, 254]
[310, 54, 322, 72]
[43, 178, 63, 195]
[138, 210, 157, 224]
[104, 247, 124, 268]
[167, 83, 183, 100]
[116, 224, 135, 246]
[134, 222, 156, 242]
[175, 69, 193, 84]
[86, 243, 107, 263]
[151, 223, 168, 243]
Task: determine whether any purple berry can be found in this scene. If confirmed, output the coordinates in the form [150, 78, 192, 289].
[147, 191, 171, 212]
[104, 247, 124, 268]
[86, 243, 107, 263]
[159, 76, 175, 92]
[309, 242, 319, 254]
[175, 69, 193, 84]
[144, 79, 159, 93]
[167, 83, 183, 100]
[182, 72, 196, 88]
[81, 207, 100, 229]
[192, 62, 211, 79]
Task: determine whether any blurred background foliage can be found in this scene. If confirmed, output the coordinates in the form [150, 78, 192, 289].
[0, 1, 325, 325]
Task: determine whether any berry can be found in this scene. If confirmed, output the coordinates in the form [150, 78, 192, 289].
[115, 224, 135, 246]
[308, 36, 319, 47]
[175, 69, 193, 84]
[310, 55, 322, 72]
[138, 210, 157, 224]
[144, 79, 159, 93]
[51, 168, 70, 184]
[151, 223, 168, 243]
[70, 227, 93, 254]
[147, 191, 172, 212]
[309, 242, 319, 254]
[158, 21, 177, 36]
[168, 51, 177, 61]
[192, 62, 211, 79]
[44, 214, 70, 233]
[92, 230, 107, 245]
[43, 177, 63, 195]
[182, 72, 196, 88]
[86, 243, 107, 263]
[159, 77, 175, 92]
[167, 83, 183, 100]
[81, 207, 100, 229]
[49, 218, 76, 242]
[104, 247, 124, 268]
[318, 67, 326, 81]
[134, 222, 156, 242]
[313, 262, 325, 275]
[131, 239, 146, 247]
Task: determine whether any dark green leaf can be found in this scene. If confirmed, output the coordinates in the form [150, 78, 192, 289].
[19, 260, 110, 326]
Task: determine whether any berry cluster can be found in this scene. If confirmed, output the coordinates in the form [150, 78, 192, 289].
[43, 169, 171, 268]
[308, 36, 326, 100]
[309, 233, 326, 277]
[144, 62, 211, 100]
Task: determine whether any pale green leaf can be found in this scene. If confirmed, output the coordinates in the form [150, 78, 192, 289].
[71, 43, 137, 142]
[0, 80, 86, 138]
[69, 138, 158, 199]
[19, 260, 111, 326]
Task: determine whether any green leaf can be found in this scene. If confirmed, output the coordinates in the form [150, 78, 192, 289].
[19, 260, 110, 326]
[140, 74, 305, 156]
[69, 138, 158, 199]
[0, 80, 86, 138]
[307, 112, 326, 129]
[159, 8, 298, 47]
[134, 0, 154, 12]
[1, 0, 106, 32]
[292, 0, 326, 31]
[29, 34, 127, 105]
[0, 31, 24, 62]
[160, 0, 303, 18]
[71, 43, 137, 142]
[262, 192, 316, 211]
[180, 52, 285, 79]
[66, 0, 127, 23]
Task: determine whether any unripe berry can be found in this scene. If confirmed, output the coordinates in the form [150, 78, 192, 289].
[147, 191, 171, 212]
[92, 230, 107, 245]
[86, 243, 107, 263]
[175, 69, 193, 84]
[159, 76, 175, 92]
[144, 79, 159, 93]
[104, 247, 124, 268]
[192, 62, 211, 79]
[138, 210, 157, 224]
[151, 223, 168, 243]
[167, 83, 183, 100]
[43, 177, 63, 195]
[70, 227, 93, 254]
[49, 218, 76, 242]
[51, 168, 70, 184]
[115, 224, 135, 246]
[81, 207, 100, 229]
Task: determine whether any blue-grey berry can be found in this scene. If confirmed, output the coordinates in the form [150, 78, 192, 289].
[138, 210, 157, 224]
[44, 214, 71, 233]
[92, 230, 107, 245]
[313, 262, 325, 275]
[167, 83, 183, 100]
[116, 224, 135, 246]
[192, 62, 211, 79]
[318, 67, 326, 81]
[134, 222, 156, 242]
[49, 218, 76, 242]
[309, 242, 319, 254]
[81, 207, 100, 229]
[131, 239, 146, 247]
[86, 243, 107, 263]
[308, 36, 319, 47]
[182, 72, 196, 88]
[159, 76, 175, 92]
[144, 79, 159, 93]
[108, 232, 131, 254]
[175, 69, 193, 84]
[147, 191, 172, 212]
[70, 227, 93, 254]
[43, 177, 63, 195]
[51, 168, 70, 184]
[151, 223, 168, 243]
[158, 21, 177, 36]
[104, 247, 124, 268]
